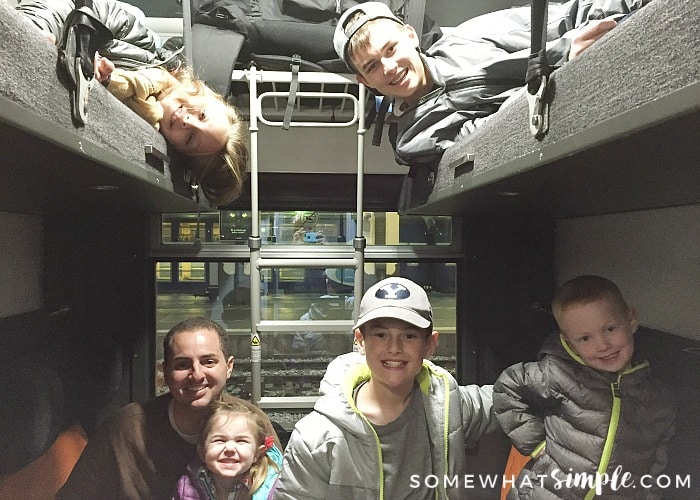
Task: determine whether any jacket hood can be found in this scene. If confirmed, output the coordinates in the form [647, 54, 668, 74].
[314, 352, 447, 438]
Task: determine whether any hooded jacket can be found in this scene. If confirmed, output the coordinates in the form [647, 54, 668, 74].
[274, 352, 497, 499]
[393, 0, 651, 168]
[15, 0, 177, 69]
[493, 334, 676, 499]
[173, 446, 283, 500]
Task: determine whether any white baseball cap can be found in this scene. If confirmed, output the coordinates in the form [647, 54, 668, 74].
[354, 277, 432, 330]
[333, 2, 404, 67]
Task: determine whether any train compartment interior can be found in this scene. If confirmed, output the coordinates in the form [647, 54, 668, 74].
[1, 0, 698, 498]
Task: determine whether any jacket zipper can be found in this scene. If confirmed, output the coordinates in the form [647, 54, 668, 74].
[585, 376, 622, 500]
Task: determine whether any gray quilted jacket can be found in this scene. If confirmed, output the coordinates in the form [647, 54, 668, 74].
[393, 0, 651, 168]
[15, 0, 173, 69]
[493, 334, 676, 499]
[274, 352, 498, 499]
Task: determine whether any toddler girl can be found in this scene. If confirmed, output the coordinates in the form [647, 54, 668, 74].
[173, 400, 282, 500]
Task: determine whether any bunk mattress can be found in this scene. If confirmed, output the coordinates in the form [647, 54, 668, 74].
[0, 0, 196, 214]
[404, 0, 700, 217]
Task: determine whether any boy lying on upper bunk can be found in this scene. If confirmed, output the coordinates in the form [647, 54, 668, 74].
[15, 0, 247, 207]
[333, 0, 651, 170]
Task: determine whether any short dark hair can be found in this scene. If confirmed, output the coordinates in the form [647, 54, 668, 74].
[163, 317, 228, 363]
[552, 275, 629, 322]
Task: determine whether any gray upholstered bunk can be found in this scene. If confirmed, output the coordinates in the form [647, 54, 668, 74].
[403, 0, 700, 218]
[0, 0, 200, 216]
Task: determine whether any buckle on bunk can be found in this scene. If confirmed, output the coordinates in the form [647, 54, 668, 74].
[60, 25, 95, 126]
[526, 76, 549, 137]
[144, 145, 170, 173]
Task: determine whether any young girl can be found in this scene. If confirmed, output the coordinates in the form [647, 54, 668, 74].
[102, 61, 248, 207]
[15, 0, 247, 207]
[173, 401, 283, 500]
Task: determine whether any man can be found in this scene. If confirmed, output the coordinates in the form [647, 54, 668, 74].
[333, 1, 650, 168]
[56, 317, 279, 499]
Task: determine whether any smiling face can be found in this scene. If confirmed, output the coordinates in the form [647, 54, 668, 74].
[355, 317, 437, 395]
[163, 327, 234, 413]
[199, 414, 263, 485]
[558, 298, 638, 373]
[158, 88, 229, 157]
[350, 20, 430, 103]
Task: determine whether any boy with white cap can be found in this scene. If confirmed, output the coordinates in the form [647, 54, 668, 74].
[274, 277, 497, 499]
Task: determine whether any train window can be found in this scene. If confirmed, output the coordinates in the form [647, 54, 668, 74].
[160, 211, 453, 246]
[154, 211, 459, 408]
[155, 261, 457, 398]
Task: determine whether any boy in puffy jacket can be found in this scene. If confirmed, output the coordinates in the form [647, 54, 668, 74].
[494, 275, 676, 499]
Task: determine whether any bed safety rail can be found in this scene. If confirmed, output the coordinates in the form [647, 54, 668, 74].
[230, 69, 366, 125]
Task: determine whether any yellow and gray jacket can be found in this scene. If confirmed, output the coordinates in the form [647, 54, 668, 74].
[493, 334, 676, 499]
[274, 352, 497, 499]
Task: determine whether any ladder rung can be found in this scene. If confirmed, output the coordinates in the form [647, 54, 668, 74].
[257, 320, 355, 332]
[256, 258, 358, 269]
[257, 396, 318, 409]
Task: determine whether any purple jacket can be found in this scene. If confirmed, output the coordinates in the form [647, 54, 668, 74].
[172, 446, 283, 500]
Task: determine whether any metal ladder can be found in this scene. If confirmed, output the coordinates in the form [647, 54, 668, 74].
[233, 67, 368, 407]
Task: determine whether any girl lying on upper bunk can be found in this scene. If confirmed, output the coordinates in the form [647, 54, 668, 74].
[15, 0, 247, 207]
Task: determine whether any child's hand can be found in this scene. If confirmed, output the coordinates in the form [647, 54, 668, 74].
[569, 17, 618, 60]
[94, 54, 115, 83]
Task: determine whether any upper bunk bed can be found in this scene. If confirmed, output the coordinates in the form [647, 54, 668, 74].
[402, 0, 699, 218]
[183, 0, 698, 215]
[0, 0, 203, 217]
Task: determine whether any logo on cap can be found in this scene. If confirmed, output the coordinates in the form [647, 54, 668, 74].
[375, 282, 410, 300]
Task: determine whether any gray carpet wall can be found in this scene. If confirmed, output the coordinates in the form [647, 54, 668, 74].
[425, 0, 699, 210]
[0, 0, 169, 177]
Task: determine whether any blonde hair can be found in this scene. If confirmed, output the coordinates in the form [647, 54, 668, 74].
[200, 401, 279, 495]
[173, 68, 248, 207]
[552, 275, 630, 323]
[343, 12, 380, 73]
[343, 13, 404, 74]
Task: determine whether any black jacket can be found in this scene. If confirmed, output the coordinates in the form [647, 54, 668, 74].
[16, 0, 176, 69]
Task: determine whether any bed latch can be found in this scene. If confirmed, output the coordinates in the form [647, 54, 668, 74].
[144, 145, 170, 173]
[527, 76, 549, 137]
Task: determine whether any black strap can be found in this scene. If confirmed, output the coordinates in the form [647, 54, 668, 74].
[371, 96, 393, 147]
[526, 0, 550, 137]
[282, 54, 301, 130]
[526, 0, 549, 92]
